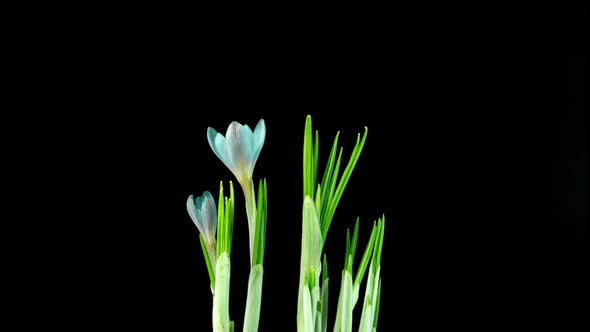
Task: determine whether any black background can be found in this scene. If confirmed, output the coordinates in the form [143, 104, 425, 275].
[19, 3, 587, 330]
[536, 2, 588, 312]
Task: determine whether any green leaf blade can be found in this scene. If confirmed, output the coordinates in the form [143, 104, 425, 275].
[199, 234, 215, 289]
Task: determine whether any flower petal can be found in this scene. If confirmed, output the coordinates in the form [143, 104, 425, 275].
[225, 121, 242, 140]
[207, 127, 233, 171]
[201, 191, 218, 238]
[239, 124, 255, 161]
[226, 121, 253, 179]
[187, 195, 205, 235]
[252, 119, 266, 164]
[194, 195, 204, 217]
[242, 124, 255, 153]
[215, 134, 234, 171]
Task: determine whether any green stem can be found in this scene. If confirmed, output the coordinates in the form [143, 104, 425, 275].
[213, 252, 231, 332]
[242, 179, 257, 263]
[243, 264, 264, 332]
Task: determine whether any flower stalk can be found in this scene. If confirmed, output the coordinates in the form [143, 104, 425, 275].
[207, 120, 267, 332]
[187, 181, 235, 331]
[241, 178, 257, 260]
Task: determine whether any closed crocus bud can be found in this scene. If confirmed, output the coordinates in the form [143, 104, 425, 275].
[207, 119, 266, 187]
[187, 191, 218, 266]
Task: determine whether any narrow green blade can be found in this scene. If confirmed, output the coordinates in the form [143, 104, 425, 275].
[323, 127, 368, 240]
[252, 179, 267, 266]
[319, 132, 340, 221]
[354, 222, 378, 287]
[373, 278, 382, 330]
[199, 234, 215, 289]
[303, 115, 314, 198]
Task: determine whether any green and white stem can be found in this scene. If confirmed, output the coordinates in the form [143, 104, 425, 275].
[187, 181, 235, 332]
[243, 179, 267, 332]
[207, 119, 265, 265]
[207, 120, 267, 332]
[213, 181, 236, 332]
[241, 178, 257, 261]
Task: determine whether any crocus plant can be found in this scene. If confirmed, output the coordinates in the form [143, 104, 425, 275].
[187, 182, 235, 331]
[298, 115, 384, 332]
[207, 120, 267, 332]
[186, 115, 384, 332]
[207, 119, 265, 262]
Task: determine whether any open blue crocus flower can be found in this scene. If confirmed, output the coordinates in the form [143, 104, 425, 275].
[207, 119, 265, 187]
[207, 119, 265, 261]
[187, 191, 217, 266]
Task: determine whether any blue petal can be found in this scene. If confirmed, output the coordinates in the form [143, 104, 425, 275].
[201, 191, 218, 237]
[194, 195, 204, 212]
[207, 127, 222, 158]
[186, 195, 205, 235]
[226, 121, 252, 176]
[194, 195, 205, 228]
[252, 119, 266, 163]
[207, 127, 234, 172]
[242, 125, 254, 152]
[215, 134, 234, 170]
[240, 124, 255, 160]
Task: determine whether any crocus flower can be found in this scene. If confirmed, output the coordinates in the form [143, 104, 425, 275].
[187, 191, 217, 266]
[207, 119, 266, 187]
[207, 119, 266, 261]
